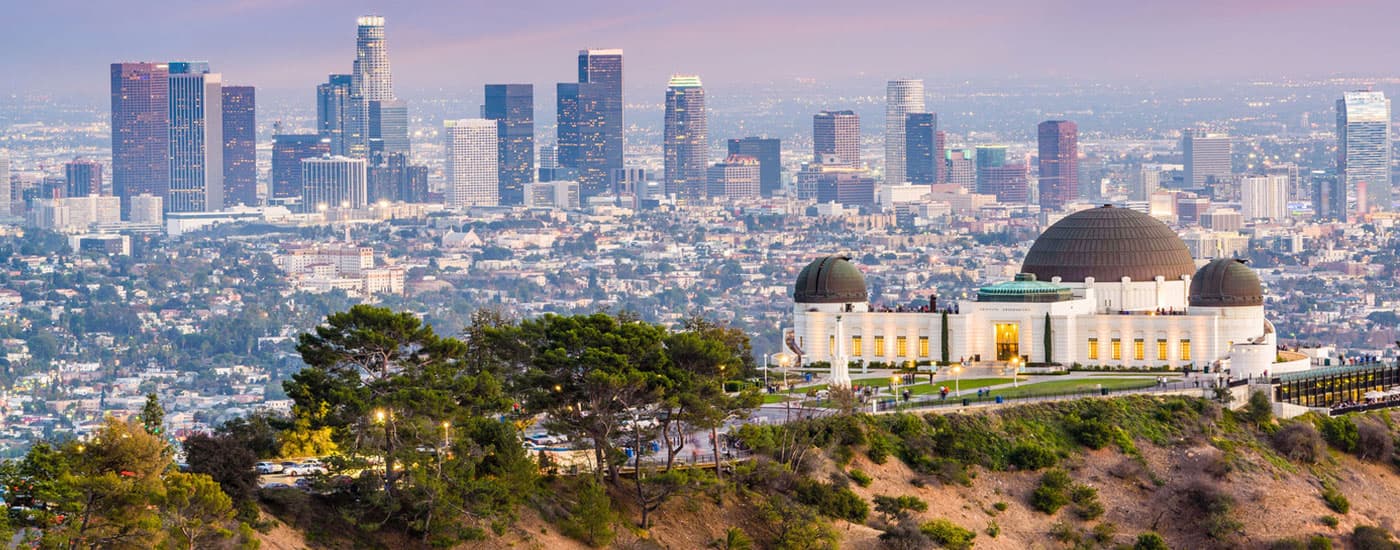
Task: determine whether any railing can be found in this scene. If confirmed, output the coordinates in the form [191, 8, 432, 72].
[871, 378, 1216, 412]
[1329, 400, 1400, 416]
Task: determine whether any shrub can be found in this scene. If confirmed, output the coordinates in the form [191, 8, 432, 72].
[1031, 469, 1073, 514]
[985, 520, 1000, 538]
[992, 501, 1009, 512]
[1247, 390, 1274, 426]
[879, 517, 932, 550]
[1322, 485, 1350, 514]
[921, 519, 976, 550]
[847, 469, 872, 488]
[560, 479, 617, 547]
[1184, 479, 1241, 541]
[1356, 419, 1395, 463]
[1092, 522, 1117, 544]
[763, 495, 841, 550]
[1270, 538, 1309, 550]
[1070, 483, 1105, 520]
[1317, 416, 1359, 453]
[1070, 416, 1116, 449]
[794, 479, 869, 523]
[1134, 532, 1170, 550]
[1352, 525, 1400, 550]
[1273, 422, 1324, 463]
[1322, 515, 1340, 528]
[1308, 535, 1335, 550]
[866, 431, 895, 464]
[1049, 521, 1079, 543]
[714, 527, 753, 550]
[1009, 442, 1058, 470]
[872, 494, 928, 522]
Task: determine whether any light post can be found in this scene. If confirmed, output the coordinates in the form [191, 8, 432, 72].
[1011, 356, 1021, 388]
[952, 365, 962, 396]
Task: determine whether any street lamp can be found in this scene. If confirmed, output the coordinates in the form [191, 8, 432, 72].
[1011, 356, 1021, 388]
[952, 365, 962, 396]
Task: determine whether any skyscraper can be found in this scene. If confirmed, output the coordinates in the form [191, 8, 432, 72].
[352, 16, 392, 103]
[1337, 90, 1392, 212]
[0, 150, 9, 217]
[946, 148, 975, 189]
[1241, 174, 1288, 221]
[976, 146, 1029, 203]
[884, 79, 924, 184]
[301, 156, 367, 213]
[316, 74, 353, 155]
[707, 155, 760, 199]
[1312, 170, 1346, 221]
[64, 158, 104, 197]
[905, 113, 940, 185]
[726, 137, 781, 196]
[1182, 131, 1231, 189]
[272, 134, 331, 202]
[483, 84, 535, 205]
[111, 62, 170, 216]
[1037, 120, 1078, 210]
[814, 111, 860, 167]
[443, 119, 500, 208]
[167, 63, 223, 212]
[348, 15, 407, 164]
[557, 49, 623, 196]
[367, 99, 409, 164]
[664, 75, 708, 200]
[222, 85, 256, 206]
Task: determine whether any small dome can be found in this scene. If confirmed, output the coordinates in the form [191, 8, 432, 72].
[1021, 205, 1196, 283]
[794, 256, 868, 304]
[1189, 259, 1263, 307]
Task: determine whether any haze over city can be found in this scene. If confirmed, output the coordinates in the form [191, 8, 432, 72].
[2, 2, 1400, 548]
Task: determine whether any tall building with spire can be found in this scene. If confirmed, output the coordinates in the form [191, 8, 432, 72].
[1037, 120, 1078, 211]
[345, 15, 407, 163]
[557, 49, 623, 197]
[1337, 90, 1392, 213]
[111, 62, 170, 216]
[884, 79, 924, 184]
[664, 75, 708, 200]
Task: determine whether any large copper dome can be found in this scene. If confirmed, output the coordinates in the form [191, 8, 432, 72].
[1021, 205, 1196, 283]
[1189, 259, 1264, 307]
[794, 256, 868, 304]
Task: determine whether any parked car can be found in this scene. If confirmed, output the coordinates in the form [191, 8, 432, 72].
[261, 482, 292, 490]
[255, 462, 283, 474]
[286, 462, 327, 476]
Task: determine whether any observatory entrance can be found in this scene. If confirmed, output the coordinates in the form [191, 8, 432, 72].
[994, 323, 1019, 361]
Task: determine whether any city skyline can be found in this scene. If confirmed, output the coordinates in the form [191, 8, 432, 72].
[9, 1, 1400, 99]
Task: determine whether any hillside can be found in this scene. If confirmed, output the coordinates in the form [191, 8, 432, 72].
[256, 395, 1400, 549]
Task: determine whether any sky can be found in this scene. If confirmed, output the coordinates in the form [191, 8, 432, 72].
[3, 0, 1399, 98]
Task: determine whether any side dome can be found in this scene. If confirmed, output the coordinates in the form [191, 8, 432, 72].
[794, 256, 868, 304]
[1189, 259, 1263, 307]
[1021, 205, 1196, 283]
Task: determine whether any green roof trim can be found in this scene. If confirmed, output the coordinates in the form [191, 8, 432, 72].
[977, 273, 1074, 303]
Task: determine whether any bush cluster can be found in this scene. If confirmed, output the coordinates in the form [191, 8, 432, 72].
[793, 479, 869, 523]
[921, 519, 976, 550]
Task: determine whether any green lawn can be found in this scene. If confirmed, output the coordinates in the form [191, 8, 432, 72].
[991, 377, 1158, 399]
[762, 394, 791, 404]
[904, 377, 1022, 395]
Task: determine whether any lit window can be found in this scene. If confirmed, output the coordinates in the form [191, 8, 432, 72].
[1088, 338, 1099, 361]
[851, 336, 863, 356]
[896, 336, 908, 358]
[1157, 339, 1168, 360]
[918, 337, 930, 358]
[1133, 338, 1145, 361]
[1180, 339, 1192, 361]
[1111, 338, 1122, 361]
[874, 336, 885, 357]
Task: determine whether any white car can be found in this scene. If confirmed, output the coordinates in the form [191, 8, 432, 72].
[285, 462, 327, 476]
[255, 462, 283, 474]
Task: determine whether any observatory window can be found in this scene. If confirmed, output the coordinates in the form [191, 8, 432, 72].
[874, 336, 885, 357]
[1088, 338, 1099, 361]
[918, 337, 930, 358]
[1133, 338, 1145, 361]
[851, 336, 863, 356]
[1180, 339, 1192, 361]
[896, 336, 908, 358]
[1111, 338, 1122, 361]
